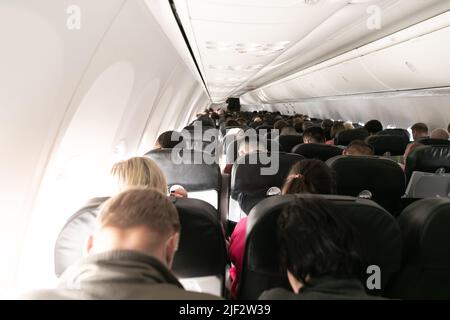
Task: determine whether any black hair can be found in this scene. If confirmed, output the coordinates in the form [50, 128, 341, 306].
[277, 197, 362, 284]
[364, 120, 383, 135]
[303, 126, 326, 143]
[156, 131, 183, 149]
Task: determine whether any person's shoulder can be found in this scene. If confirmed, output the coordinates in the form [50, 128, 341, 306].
[258, 288, 298, 300]
[152, 284, 223, 300]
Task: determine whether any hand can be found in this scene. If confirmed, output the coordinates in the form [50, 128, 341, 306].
[171, 187, 188, 198]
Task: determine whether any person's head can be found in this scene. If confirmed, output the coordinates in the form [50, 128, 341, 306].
[225, 119, 240, 127]
[302, 126, 326, 144]
[411, 123, 428, 141]
[402, 142, 425, 165]
[281, 159, 335, 195]
[111, 157, 167, 194]
[430, 128, 450, 140]
[343, 140, 374, 156]
[302, 121, 314, 132]
[330, 122, 346, 140]
[321, 119, 334, 130]
[280, 126, 299, 136]
[274, 120, 289, 131]
[154, 131, 183, 149]
[277, 197, 362, 293]
[343, 122, 355, 131]
[364, 120, 383, 135]
[87, 188, 180, 268]
[253, 116, 262, 124]
[236, 117, 248, 127]
[238, 139, 266, 157]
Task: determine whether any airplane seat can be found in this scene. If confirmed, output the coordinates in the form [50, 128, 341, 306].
[229, 152, 304, 221]
[277, 135, 304, 153]
[404, 171, 450, 198]
[145, 149, 221, 211]
[405, 145, 450, 182]
[326, 156, 406, 216]
[417, 138, 450, 146]
[335, 128, 370, 146]
[388, 198, 450, 299]
[225, 138, 284, 167]
[377, 129, 411, 143]
[238, 194, 402, 300]
[292, 143, 343, 161]
[54, 197, 226, 295]
[366, 135, 409, 156]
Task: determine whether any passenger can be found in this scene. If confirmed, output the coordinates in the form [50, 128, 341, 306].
[302, 121, 314, 132]
[364, 120, 383, 135]
[280, 126, 300, 136]
[238, 139, 267, 158]
[302, 126, 326, 144]
[21, 189, 220, 300]
[274, 119, 289, 131]
[259, 197, 376, 300]
[327, 122, 346, 145]
[154, 131, 184, 149]
[225, 119, 240, 127]
[229, 159, 335, 299]
[322, 119, 334, 141]
[343, 140, 374, 156]
[400, 142, 425, 171]
[343, 122, 355, 131]
[411, 123, 429, 141]
[430, 128, 450, 140]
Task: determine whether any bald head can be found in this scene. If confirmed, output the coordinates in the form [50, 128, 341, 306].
[430, 128, 449, 140]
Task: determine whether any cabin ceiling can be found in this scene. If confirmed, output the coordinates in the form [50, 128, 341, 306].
[172, 0, 449, 103]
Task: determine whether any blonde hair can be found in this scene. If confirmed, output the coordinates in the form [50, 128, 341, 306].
[111, 157, 167, 194]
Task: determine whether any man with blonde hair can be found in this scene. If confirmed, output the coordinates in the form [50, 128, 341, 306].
[22, 188, 219, 300]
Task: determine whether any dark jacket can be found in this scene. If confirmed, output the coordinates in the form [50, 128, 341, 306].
[23, 250, 221, 300]
[259, 276, 382, 300]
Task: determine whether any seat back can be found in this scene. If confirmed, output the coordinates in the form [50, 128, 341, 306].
[326, 156, 406, 215]
[377, 129, 410, 143]
[54, 198, 226, 283]
[366, 135, 409, 156]
[292, 143, 343, 161]
[405, 145, 450, 182]
[404, 171, 450, 198]
[389, 198, 450, 299]
[239, 194, 402, 299]
[225, 137, 283, 165]
[335, 128, 370, 146]
[277, 135, 303, 153]
[146, 149, 221, 208]
[418, 138, 450, 146]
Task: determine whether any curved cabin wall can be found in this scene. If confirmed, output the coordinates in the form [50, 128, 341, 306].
[0, 0, 209, 292]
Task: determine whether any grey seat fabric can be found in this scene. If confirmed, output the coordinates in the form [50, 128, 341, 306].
[404, 171, 450, 198]
[239, 194, 402, 300]
[388, 198, 450, 299]
[405, 145, 450, 182]
[54, 197, 226, 281]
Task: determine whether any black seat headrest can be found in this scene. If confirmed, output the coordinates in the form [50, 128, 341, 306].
[292, 143, 343, 162]
[366, 135, 409, 156]
[239, 194, 402, 299]
[54, 197, 225, 279]
[389, 198, 450, 299]
[336, 128, 369, 146]
[417, 138, 450, 146]
[225, 138, 284, 164]
[405, 145, 450, 181]
[231, 153, 304, 199]
[277, 135, 304, 153]
[377, 129, 410, 143]
[326, 156, 406, 215]
[146, 149, 221, 192]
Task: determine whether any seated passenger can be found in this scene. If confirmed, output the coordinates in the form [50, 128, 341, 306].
[343, 122, 355, 131]
[411, 123, 429, 141]
[430, 128, 450, 140]
[364, 120, 383, 136]
[280, 126, 300, 136]
[229, 159, 335, 299]
[399, 142, 424, 171]
[154, 131, 184, 149]
[302, 126, 326, 144]
[327, 122, 346, 145]
[259, 197, 376, 300]
[343, 140, 374, 156]
[21, 189, 220, 300]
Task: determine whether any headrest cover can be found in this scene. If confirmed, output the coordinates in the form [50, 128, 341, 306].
[405, 145, 450, 181]
[366, 135, 409, 156]
[336, 128, 369, 146]
[292, 143, 343, 162]
[377, 129, 410, 143]
[231, 152, 304, 198]
[417, 138, 450, 146]
[146, 149, 221, 191]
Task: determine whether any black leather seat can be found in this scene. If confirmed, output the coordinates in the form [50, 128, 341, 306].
[277, 135, 304, 153]
[230, 152, 304, 215]
[366, 135, 409, 156]
[405, 145, 450, 182]
[239, 194, 402, 299]
[388, 198, 450, 299]
[326, 156, 406, 215]
[54, 197, 226, 281]
[417, 138, 450, 146]
[336, 128, 370, 146]
[377, 129, 410, 143]
[292, 143, 343, 162]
